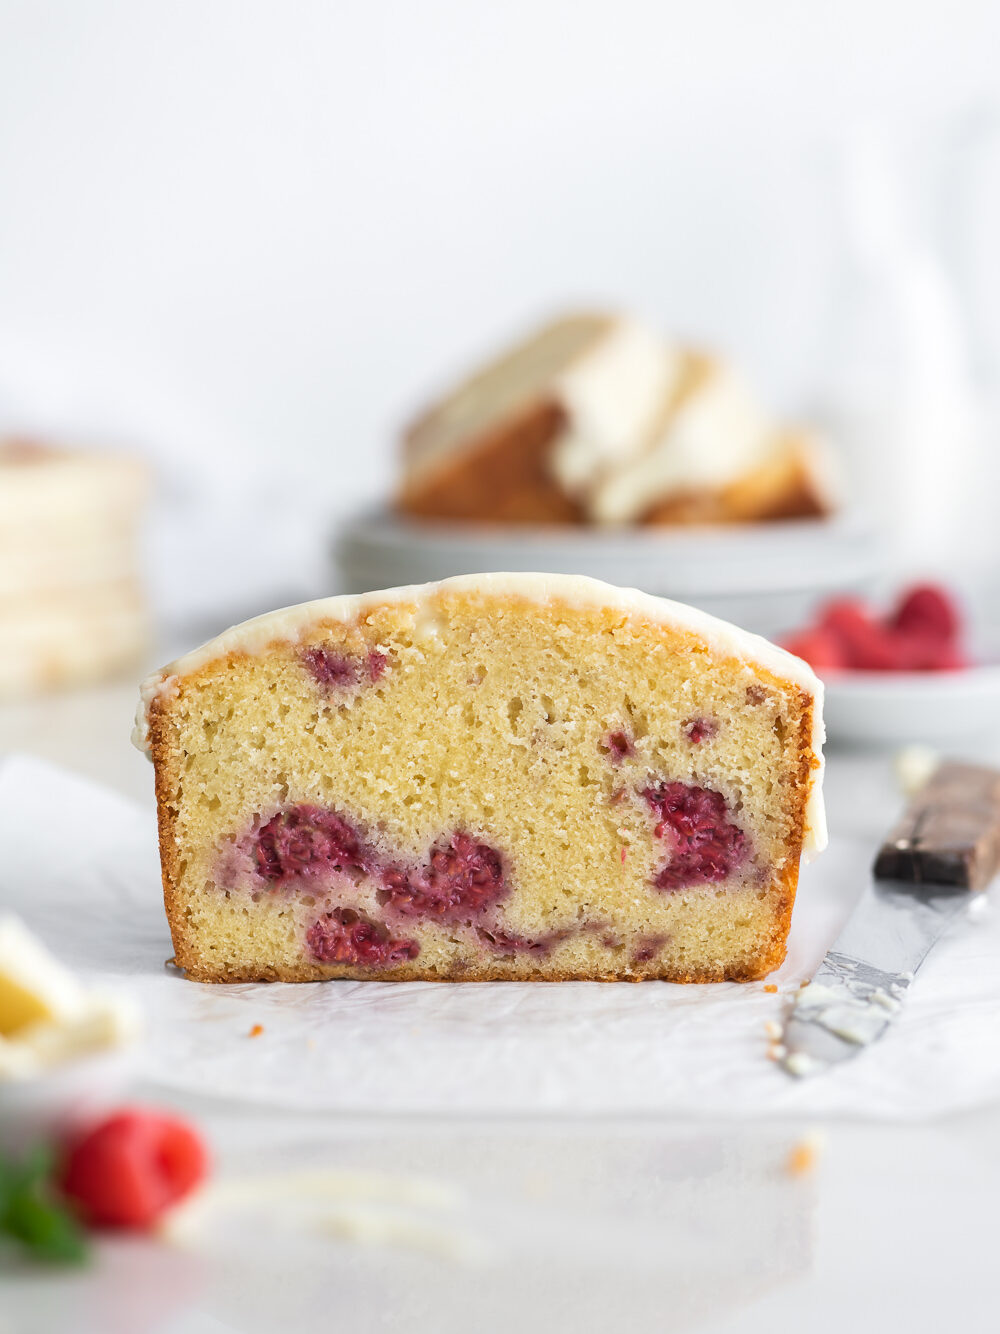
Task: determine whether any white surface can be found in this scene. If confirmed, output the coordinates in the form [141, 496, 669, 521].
[2, 3, 1000, 625]
[2, 692, 1000, 1330]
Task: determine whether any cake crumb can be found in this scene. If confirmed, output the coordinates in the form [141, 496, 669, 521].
[764, 1020, 782, 1041]
[248, 1023, 264, 1038]
[763, 983, 777, 993]
[786, 1131, 826, 1177]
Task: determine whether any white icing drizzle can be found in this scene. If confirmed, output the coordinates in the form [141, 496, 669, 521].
[549, 323, 677, 493]
[133, 572, 826, 855]
[591, 363, 777, 524]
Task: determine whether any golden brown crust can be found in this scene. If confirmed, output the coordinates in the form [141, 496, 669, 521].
[397, 399, 584, 525]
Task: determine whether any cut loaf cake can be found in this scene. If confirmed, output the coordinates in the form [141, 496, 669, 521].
[135, 574, 825, 983]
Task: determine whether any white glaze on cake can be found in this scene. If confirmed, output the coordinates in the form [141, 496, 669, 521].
[548, 324, 678, 494]
[590, 363, 776, 524]
[133, 572, 826, 854]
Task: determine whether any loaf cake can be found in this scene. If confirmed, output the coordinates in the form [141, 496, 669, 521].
[136, 574, 825, 984]
[0, 440, 149, 698]
[396, 314, 832, 528]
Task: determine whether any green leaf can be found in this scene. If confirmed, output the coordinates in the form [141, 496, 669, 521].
[2, 1191, 88, 1264]
[0, 1145, 90, 1266]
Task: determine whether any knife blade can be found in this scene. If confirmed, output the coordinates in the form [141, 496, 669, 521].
[780, 878, 971, 1076]
[781, 760, 1000, 1078]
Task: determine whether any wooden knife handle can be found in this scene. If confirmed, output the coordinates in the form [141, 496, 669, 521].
[873, 761, 1000, 891]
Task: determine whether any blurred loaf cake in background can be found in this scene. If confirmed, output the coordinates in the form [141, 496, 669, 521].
[0, 440, 150, 698]
[397, 312, 834, 528]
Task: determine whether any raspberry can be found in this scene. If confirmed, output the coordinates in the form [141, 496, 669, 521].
[254, 806, 370, 882]
[476, 927, 570, 956]
[367, 651, 389, 682]
[307, 909, 418, 966]
[890, 584, 960, 643]
[781, 627, 847, 671]
[302, 647, 357, 689]
[683, 716, 718, 744]
[382, 833, 506, 922]
[643, 781, 747, 890]
[631, 933, 669, 964]
[59, 1109, 208, 1230]
[818, 599, 900, 671]
[603, 730, 634, 763]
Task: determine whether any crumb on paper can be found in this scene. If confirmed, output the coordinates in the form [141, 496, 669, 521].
[766, 1043, 787, 1063]
[783, 1049, 824, 1078]
[764, 984, 778, 993]
[764, 1020, 782, 1041]
[248, 1023, 264, 1038]
[786, 1131, 826, 1177]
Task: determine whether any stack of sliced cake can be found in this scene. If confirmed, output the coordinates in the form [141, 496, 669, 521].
[398, 313, 834, 527]
[0, 441, 150, 698]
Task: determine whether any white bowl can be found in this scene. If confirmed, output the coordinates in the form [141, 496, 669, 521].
[335, 509, 885, 640]
[822, 665, 1000, 746]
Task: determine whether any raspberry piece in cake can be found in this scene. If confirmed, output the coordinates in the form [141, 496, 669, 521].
[136, 572, 825, 983]
[643, 781, 748, 890]
[382, 833, 506, 923]
[253, 806, 370, 882]
[302, 647, 358, 689]
[307, 910, 418, 967]
[683, 716, 718, 744]
[602, 730, 635, 763]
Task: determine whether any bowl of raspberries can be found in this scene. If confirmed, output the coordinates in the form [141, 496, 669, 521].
[781, 583, 1000, 744]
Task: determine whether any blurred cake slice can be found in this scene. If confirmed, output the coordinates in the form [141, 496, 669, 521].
[397, 313, 675, 523]
[0, 441, 150, 698]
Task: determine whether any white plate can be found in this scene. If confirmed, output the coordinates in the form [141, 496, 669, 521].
[335, 509, 885, 640]
[822, 665, 1000, 746]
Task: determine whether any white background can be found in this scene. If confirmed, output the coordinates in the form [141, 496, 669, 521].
[1, 0, 1000, 611]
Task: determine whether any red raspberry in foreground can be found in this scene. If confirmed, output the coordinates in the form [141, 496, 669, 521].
[254, 806, 370, 882]
[59, 1108, 208, 1230]
[307, 909, 419, 966]
[643, 781, 748, 890]
[382, 833, 507, 922]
